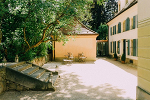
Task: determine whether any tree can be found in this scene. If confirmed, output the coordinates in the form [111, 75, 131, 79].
[96, 23, 108, 40]
[89, 0, 107, 30]
[0, 0, 105, 62]
[105, 0, 118, 21]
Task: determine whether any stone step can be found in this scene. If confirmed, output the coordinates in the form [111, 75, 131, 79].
[22, 67, 39, 75]
[8, 61, 26, 68]
[13, 64, 32, 71]
[39, 72, 50, 82]
[18, 64, 32, 71]
[5, 62, 59, 91]
[30, 69, 45, 79]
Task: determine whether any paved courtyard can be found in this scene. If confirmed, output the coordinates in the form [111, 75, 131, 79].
[0, 57, 137, 100]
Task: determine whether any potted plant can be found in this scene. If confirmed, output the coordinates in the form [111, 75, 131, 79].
[114, 53, 118, 61]
[121, 53, 126, 63]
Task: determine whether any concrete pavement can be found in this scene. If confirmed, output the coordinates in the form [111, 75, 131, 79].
[0, 57, 137, 100]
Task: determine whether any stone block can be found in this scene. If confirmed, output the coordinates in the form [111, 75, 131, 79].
[136, 86, 150, 100]
[16, 85, 24, 91]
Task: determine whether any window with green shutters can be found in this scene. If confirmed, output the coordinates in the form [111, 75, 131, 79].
[113, 26, 114, 35]
[126, 17, 130, 31]
[117, 41, 120, 54]
[118, 22, 121, 33]
[110, 42, 112, 53]
[133, 39, 137, 56]
[113, 42, 114, 53]
[113, 41, 116, 53]
[133, 16, 136, 29]
[114, 41, 116, 53]
[110, 27, 112, 35]
[115, 25, 116, 34]
[128, 40, 130, 55]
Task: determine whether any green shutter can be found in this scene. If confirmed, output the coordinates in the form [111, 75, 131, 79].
[125, 19, 127, 31]
[120, 22, 121, 33]
[110, 27, 112, 35]
[113, 41, 114, 53]
[128, 40, 130, 55]
[118, 24, 119, 33]
[118, 41, 120, 54]
[115, 41, 116, 53]
[113, 26, 114, 35]
[110, 42, 112, 53]
[125, 18, 130, 31]
[133, 16, 136, 29]
[126, 18, 130, 31]
[128, 18, 130, 30]
[115, 25, 116, 34]
[133, 39, 136, 56]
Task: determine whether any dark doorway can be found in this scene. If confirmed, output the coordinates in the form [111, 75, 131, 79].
[97, 40, 108, 56]
[123, 39, 126, 54]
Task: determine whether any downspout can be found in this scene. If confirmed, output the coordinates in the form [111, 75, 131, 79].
[107, 25, 109, 56]
[54, 40, 55, 61]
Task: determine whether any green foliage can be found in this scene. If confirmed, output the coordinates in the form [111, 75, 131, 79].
[0, 0, 104, 62]
[96, 23, 108, 40]
[114, 53, 118, 59]
[121, 53, 126, 61]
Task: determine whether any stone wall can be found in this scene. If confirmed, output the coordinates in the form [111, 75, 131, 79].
[31, 55, 50, 66]
[0, 67, 6, 94]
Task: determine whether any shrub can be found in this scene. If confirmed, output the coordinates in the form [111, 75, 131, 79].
[114, 53, 118, 59]
[121, 53, 126, 61]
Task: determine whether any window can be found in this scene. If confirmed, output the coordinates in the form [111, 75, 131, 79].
[131, 40, 133, 56]
[131, 18, 133, 29]
[115, 25, 116, 34]
[115, 41, 116, 53]
[113, 41, 116, 53]
[126, 17, 130, 31]
[117, 41, 120, 54]
[128, 40, 130, 55]
[133, 16, 136, 29]
[131, 39, 138, 56]
[116, 24, 118, 34]
[110, 27, 112, 35]
[118, 22, 121, 33]
[133, 39, 138, 56]
[113, 26, 115, 35]
[123, 21, 126, 32]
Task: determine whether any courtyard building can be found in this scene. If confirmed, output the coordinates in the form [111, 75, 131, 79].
[107, 0, 138, 65]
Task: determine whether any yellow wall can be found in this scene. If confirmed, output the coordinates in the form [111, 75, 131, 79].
[137, 0, 150, 99]
[55, 35, 98, 61]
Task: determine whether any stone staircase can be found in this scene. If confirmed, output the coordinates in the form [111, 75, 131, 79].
[5, 61, 59, 91]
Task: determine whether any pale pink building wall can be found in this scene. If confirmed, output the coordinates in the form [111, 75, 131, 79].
[54, 35, 98, 61]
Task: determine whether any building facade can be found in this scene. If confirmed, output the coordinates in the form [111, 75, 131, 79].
[137, 0, 150, 99]
[53, 21, 98, 61]
[107, 0, 138, 65]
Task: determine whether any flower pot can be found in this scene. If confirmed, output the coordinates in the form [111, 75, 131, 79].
[114, 58, 117, 61]
[121, 61, 125, 64]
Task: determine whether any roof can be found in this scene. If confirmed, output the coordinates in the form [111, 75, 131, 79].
[97, 40, 108, 43]
[76, 20, 98, 35]
[61, 19, 98, 36]
[107, 0, 138, 23]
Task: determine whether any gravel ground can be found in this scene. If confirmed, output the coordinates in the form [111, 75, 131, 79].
[0, 57, 137, 100]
